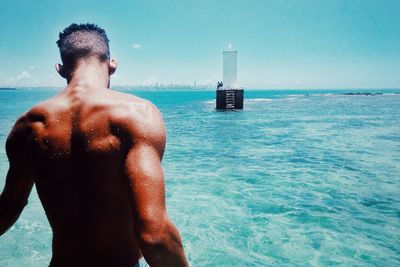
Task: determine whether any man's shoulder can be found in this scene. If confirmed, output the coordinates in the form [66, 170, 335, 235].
[6, 98, 54, 147]
[24, 94, 67, 122]
[6, 109, 41, 156]
[108, 89, 163, 127]
[10, 99, 52, 135]
[8, 93, 73, 145]
[107, 90, 166, 153]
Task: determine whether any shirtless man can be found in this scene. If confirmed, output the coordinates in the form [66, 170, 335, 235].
[0, 23, 189, 267]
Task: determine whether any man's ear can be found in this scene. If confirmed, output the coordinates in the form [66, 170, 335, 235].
[55, 63, 66, 78]
[109, 59, 117, 75]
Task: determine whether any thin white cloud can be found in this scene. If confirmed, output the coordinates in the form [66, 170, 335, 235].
[17, 70, 32, 81]
[5, 70, 34, 86]
[132, 43, 141, 49]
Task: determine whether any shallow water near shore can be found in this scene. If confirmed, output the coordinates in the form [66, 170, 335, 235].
[0, 88, 399, 266]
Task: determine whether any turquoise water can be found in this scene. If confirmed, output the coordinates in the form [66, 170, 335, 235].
[0, 88, 399, 266]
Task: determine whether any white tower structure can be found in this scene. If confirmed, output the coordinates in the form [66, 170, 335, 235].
[223, 44, 238, 89]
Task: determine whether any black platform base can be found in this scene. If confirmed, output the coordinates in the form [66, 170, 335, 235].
[216, 89, 244, 110]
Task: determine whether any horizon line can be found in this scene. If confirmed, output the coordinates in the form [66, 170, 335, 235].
[1, 86, 400, 91]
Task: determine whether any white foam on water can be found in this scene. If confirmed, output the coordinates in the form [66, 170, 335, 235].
[246, 98, 274, 102]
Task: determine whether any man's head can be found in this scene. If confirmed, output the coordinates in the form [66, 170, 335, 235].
[56, 23, 116, 79]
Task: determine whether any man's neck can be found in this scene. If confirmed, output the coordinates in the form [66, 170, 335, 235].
[66, 60, 110, 91]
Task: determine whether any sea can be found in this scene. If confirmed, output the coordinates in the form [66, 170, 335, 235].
[0, 88, 399, 266]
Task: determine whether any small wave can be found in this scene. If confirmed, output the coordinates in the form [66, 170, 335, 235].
[308, 93, 335, 97]
[286, 94, 303, 97]
[246, 98, 274, 102]
[383, 93, 400, 96]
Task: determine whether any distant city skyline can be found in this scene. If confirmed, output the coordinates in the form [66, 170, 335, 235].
[1, 0, 400, 89]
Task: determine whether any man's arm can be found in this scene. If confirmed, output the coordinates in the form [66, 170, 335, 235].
[0, 116, 34, 236]
[121, 103, 188, 267]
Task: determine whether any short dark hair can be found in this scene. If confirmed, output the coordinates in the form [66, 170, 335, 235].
[56, 23, 110, 66]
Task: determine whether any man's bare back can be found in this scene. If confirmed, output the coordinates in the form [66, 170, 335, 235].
[0, 23, 188, 267]
[32, 88, 160, 265]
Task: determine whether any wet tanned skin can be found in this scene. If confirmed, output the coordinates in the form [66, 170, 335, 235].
[0, 58, 189, 267]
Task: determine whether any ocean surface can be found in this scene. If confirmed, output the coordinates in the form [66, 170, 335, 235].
[0, 88, 399, 266]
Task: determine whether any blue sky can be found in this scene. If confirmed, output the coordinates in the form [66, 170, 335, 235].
[0, 0, 399, 89]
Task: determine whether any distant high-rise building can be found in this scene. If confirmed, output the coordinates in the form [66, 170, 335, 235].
[216, 44, 243, 110]
[223, 44, 238, 89]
